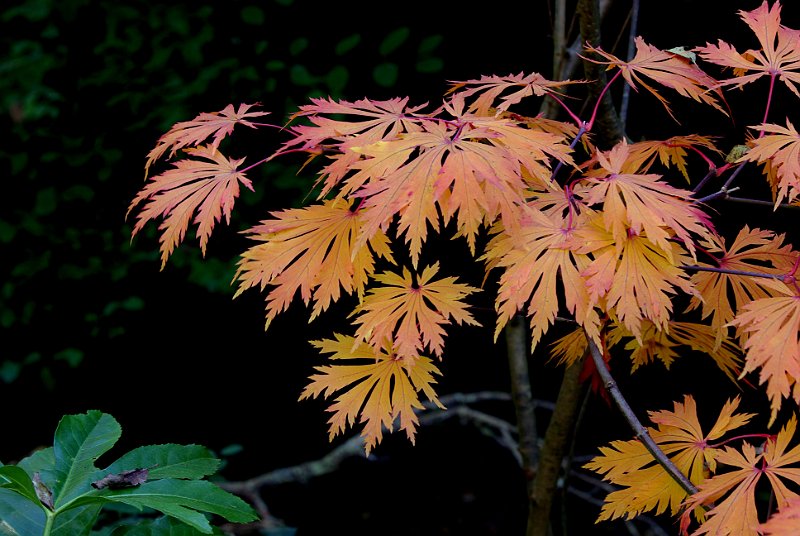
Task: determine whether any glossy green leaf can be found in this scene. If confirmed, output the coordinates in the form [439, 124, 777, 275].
[0, 466, 39, 506]
[52, 411, 121, 509]
[0, 488, 45, 535]
[100, 445, 220, 481]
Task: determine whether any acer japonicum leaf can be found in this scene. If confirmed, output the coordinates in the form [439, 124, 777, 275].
[481, 208, 600, 351]
[129, 145, 252, 269]
[728, 289, 800, 425]
[234, 200, 394, 328]
[91, 467, 150, 490]
[584, 37, 727, 120]
[739, 120, 800, 205]
[446, 72, 585, 116]
[145, 103, 268, 177]
[580, 139, 715, 260]
[584, 395, 753, 522]
[686, 226, 796, 348]
[300, 334, 444, 455]
[762, 497, 800, 535]
[695, 1, 800, 98]
[680, 416, 800, 536]
[351, 262, 480, 360]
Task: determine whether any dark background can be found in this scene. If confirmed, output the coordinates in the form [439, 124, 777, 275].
[2, 1, 798, 534]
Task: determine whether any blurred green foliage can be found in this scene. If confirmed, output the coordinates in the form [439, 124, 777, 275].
[0, 0, 444, 387]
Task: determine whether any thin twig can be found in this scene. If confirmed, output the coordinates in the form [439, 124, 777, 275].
[585, 337, 697, 495]
[724, 195, 800, 210]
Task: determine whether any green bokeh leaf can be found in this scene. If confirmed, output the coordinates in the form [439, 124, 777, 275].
[373, 63, 398, 87]
[416, 58, 443, 73]
[239, 6, 264, 25]
[379, 27, 410, 55]
[335, 33, 360, 55]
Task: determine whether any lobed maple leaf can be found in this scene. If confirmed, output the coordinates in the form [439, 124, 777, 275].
[728, 288, 800, 425]
[144, 103, 267, 177]
[604, 320, 742, 380]
[481, 208, 600, 350]
[343, 96, 574, 264]
[279, 97, 427, 197]
[234, 200, 394, 328]
[624, 135, 723, 183]
[300, 334, 444, 455]
[695, 1, 800, 97]
[739, 120, 800, 205]
[446, 72, 584, 115]
[686, 226, 796, 347]
[575, 214, 698, 340]
[584, 395, 753, 522]
[351, 262, 479, 360]
[128, 145, 252, 269]
[580, 139, 715, 260]
[681, 416, 800, 536]
[762, 497, 800, 535]
[584, 37, 726, 120]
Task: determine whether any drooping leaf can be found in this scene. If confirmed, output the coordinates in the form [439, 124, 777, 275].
[129, 145, 253, 269]
[52, 411, 122, 509]
[0, 466, 40, 506]
[585, 37, 726, 120]
[695, 1, 800, 98]
[234, 200, 394, 328]
[623, 135, 723, 182]
[145, 103, 267, 177]
[351, 262, 479, 360]
[762, 497, 800, 535]
[728, 289, 800, 425]
[301, 334, 444, 454]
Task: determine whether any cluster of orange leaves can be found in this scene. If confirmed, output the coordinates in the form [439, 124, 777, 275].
[128, 1, 800, 533]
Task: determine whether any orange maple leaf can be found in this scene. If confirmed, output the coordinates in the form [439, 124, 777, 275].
[447, 72, 584, 115]
[128, 145, 252, 269]
[740, 120, 800, 205]
[481, 208, 600, 350]
[686, 226, 796, 347]
[580, 140, 715, 260]
[351, 262, 479, 360]
[584, 395, 753, 522]
[681, 416, 800, 536]
[234, 200, 394, 328]
[695, 1, 800, 97]
[584, 37, 726, 120]
[762, 497, 800, 535]
[576, 215, 698, 340]
[300, 334, 444, 455]
[728, 288, 800, 425]
[624, 135, 723, 183]
[145, 103, 267, 177]
[281, 97, 427, 197]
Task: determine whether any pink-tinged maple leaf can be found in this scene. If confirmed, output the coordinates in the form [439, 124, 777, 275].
[584, 37, 727, 120]
[234, 200, 394, 328]
[762, 497, 800, 535]
[129, 145, 252, 269]
[300, 334, 444, 455]
[580, 140, 715, 260]
[278, 97, 426, 196]
[739, 120, 800, 205]
[351, 262, 480, 360]
[145, 103, 267, 177]
[447, 72, 584, 115]
[695, 1, 800, 97]
[728, 288, 800, 425]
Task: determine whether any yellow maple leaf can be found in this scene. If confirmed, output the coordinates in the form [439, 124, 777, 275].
[234, 200, 394, 328]
[681, 416, 800, 536]
[351, 262, 480, 360]
[584, 395, 753, 522]
[740, 120, 800, 206]
[300, 334, 444, 454]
